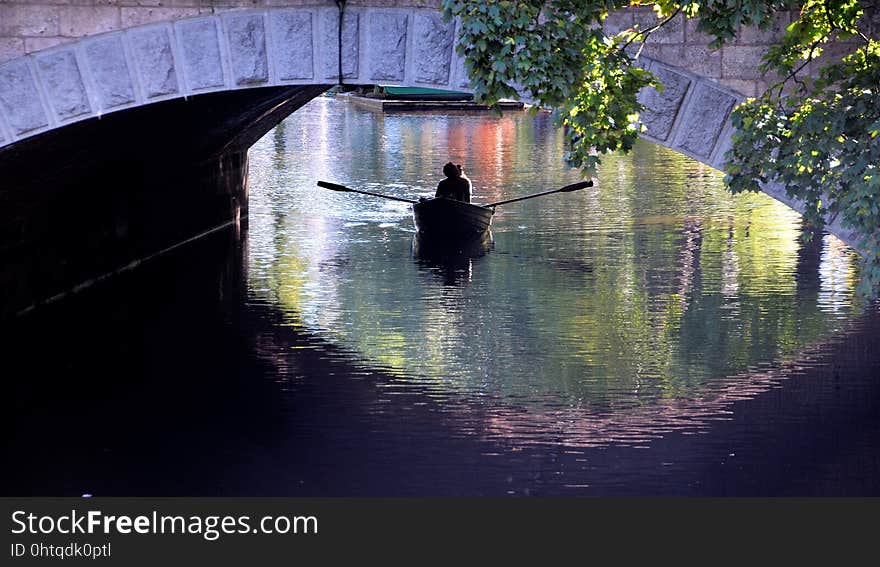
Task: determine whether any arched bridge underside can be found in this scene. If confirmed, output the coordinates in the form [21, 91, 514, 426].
[0, 7, 473, 149]
[0, 7, 860, 317]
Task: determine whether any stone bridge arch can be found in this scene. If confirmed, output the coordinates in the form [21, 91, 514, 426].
[0, 7, 472, 149]
[1, 5, 858, 246]
[635, 55, 860, 250]
[0, 5, 861, 317]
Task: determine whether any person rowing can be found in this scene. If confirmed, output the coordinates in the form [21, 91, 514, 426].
[435, 162, 471, 203]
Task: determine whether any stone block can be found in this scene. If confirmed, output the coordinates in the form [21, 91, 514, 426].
[736, 12, 790, 45]
[711, 127, 735, 172]
[413, 12, 453, 84]
[808, 41, 860, 76]
[36, 49, 91, 120]
[259, 0, 328, 5]
[129, 26, 179, 98]
[121, 7, 201, 28]
[176, 17, 225, 90]
[631, 56, 651, 70]
[674, 83, 736, 158]
[24, 37, 71, 54]
[83, 34, 136, 109]
[641, 45, 712, 74]
[0, 59, 49, 135]
[120, 1, 204, 6]
[632, 8, 684, 44]
[684, 18, 715, 45]
[0, 38, 25, 64]
[753, 80, 771, 96]
[721, 46, 768, 80]
[58, 6, 121, 38]
[270, 10, 314, 80]
[636, 44, 662, 59]
[207, 7, 248, 15]
[320, 10, 358, 80]
[717, 78, 758, 97]
[368, 11, 407, 81]
[760, 180, 800, 210]
[347, 0, 442, 6]
[602, 10, 632, 36]
[223, 12, 268, 85]
[679, 44, 722, 78]
[0, 5, 60, 37]
[452, 49, 470, 90]
[33, 0, 103, 4]
[638, 64, 691, 142]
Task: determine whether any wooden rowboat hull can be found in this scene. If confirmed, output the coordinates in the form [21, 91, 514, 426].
[412, 230, 493, 286]
[412, 198, 494, 238]
[412, 229, 493, 261]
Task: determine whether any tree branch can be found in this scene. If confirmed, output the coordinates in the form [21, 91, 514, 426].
[773, 36, 826, 100]
[620, 7, 682, 56]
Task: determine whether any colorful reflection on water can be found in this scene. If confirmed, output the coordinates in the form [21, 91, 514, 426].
[246, 96, 862, 449]
[6, 95, 879, 497]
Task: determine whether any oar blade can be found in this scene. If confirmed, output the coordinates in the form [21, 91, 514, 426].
[560, 180, 594, 192]
[317, 180, 350, 192]
[316, 180, 418, 204]
[484, 179, 595, 207]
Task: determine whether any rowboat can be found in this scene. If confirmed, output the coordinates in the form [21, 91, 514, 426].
[412, 230, 493, 286]
[412, 197, 494, 238]
[315, 180, 593, 239]
[412, 227, 493, 260]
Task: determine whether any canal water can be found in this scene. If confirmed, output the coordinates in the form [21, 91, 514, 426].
[4, 96, 880, 496]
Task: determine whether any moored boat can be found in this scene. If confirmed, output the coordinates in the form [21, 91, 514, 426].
[412, 197, 494, 238]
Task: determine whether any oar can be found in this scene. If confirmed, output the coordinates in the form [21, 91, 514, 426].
[484, 180, 593, 208]
[317, 181, 418, 204]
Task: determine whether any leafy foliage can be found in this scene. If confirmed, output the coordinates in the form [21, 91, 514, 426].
[442, 0, 880, 294]
[443, 0, 655, 172]
[727, 1, 880, 295]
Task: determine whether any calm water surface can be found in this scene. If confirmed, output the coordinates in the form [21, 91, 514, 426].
[4, 96, 880, 495]
[247, 97, 865, 445]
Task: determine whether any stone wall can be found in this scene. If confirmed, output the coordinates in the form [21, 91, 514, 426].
[0, 2, 866, 315]
[0, 83, 324, 318]
[1, 1, 783, 96]
[603, 7, 792, 97]
[0, 1, 445, 64]
[0, 6, 475, 150]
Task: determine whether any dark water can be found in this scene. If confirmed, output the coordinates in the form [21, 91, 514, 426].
[4, 97, 880, 496]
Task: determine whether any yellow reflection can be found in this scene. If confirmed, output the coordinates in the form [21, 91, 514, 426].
[819, 235, 859, 313]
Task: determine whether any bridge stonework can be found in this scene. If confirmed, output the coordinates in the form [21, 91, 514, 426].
[0, 0, 862, 283]
[0, 3, 782, 152]
[0, 2, 782, 94]
[0, 3, 471, 147]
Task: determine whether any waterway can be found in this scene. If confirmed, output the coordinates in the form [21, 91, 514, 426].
[3, 96, 879, 495]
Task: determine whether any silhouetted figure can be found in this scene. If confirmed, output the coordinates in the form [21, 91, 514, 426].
[435, 162, 471, 203]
